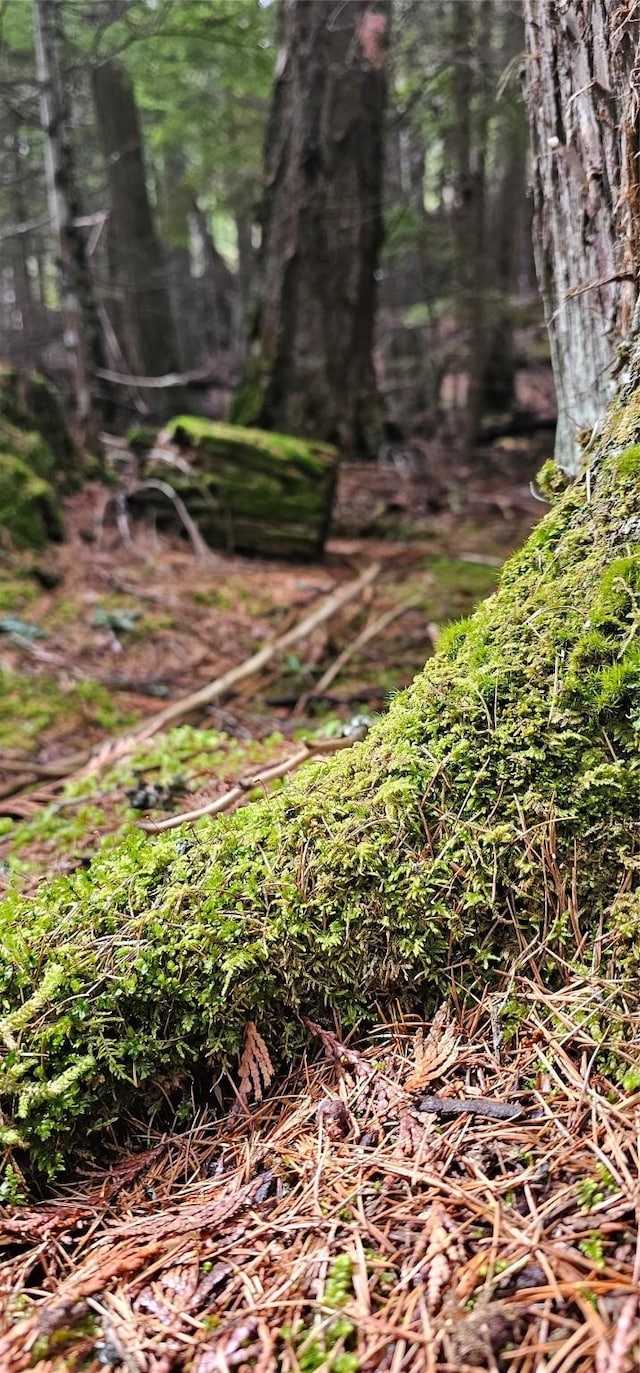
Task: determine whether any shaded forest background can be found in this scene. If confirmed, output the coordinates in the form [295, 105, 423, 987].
[0, 0, 552, 467]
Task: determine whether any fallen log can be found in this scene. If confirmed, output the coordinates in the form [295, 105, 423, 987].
[134, 415, 339, 560]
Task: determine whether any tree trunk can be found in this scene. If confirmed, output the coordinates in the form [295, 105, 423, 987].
[3, 0, 640, 1172]
[33, 0, 104, 440]
[461, 0, 494, 451]
[232, 0, 389, 457]
[233, 213, 254, 357]
[523, 0, 639, 472]
[193, 204, 235, 356]
[5, 116, 37, 368]
[91, 58, 179, 383]
[479, 1, 527, 415]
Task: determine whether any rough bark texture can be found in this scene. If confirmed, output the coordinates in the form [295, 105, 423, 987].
[480, 1, 527, 416]
[524, 0, 640, 473]
[91, 59, 179, 383]
[232, 0, 389, 457]
[33, 0, 104, 439]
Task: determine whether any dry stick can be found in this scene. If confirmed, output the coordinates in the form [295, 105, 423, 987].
[293, 596, 420, 716]
[135, 478, 216, 564]
[0, 566, 380, 800]
[138, 733, 363, 834]
[84, 562, 381, 773]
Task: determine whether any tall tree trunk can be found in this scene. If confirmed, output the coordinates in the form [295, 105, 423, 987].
[479, 1, 527, 416]
[33, 0, 103, 439]
[233, 0, 389, 457]
[7, 116, 36, 368]
[91, 58, 179, 381]
[233, 213, 254, 357]
[524, 0, 639, 472]
[461, 0, 494, 451]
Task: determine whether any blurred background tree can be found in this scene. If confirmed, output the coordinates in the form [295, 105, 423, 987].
[0, 0, 544, 459]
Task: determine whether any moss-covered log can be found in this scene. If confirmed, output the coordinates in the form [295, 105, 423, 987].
[139, 416, 338, 559]
[1, 409, 640, 1170]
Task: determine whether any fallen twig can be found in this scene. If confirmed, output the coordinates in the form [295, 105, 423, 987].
[0, 565, 380, 800]
[138, 731, 366, 833]
[83, 562, 381, 771]
[293, 595, 420, 714]
[413, 1095, 524, 1121]
[135, 478, 216, 563]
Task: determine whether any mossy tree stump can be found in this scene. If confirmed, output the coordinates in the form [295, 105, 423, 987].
[141, 416, 338, 559]
[1, 390, 639, 1172]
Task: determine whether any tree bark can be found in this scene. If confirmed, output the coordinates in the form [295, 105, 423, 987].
[33, 0, 104, 440]
[523, 0, 640, 472]
[91, 57, 180, 383]
[479, 1, 527, 416]
[233, 0, 389, 457]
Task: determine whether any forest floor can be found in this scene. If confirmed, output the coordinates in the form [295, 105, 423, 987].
[2, 429, 638, 1372]
[0, 430, 542, 894]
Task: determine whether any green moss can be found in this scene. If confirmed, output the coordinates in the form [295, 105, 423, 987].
[149, 415, 338, 558]
[0, 430, 639, 1172]
[127, 424, 156, 456]
[1, 725, 286, 880]
[535, 460, 570, 502]
[0, 451, 63, 550]
[0, 367, 77, 489]
[23, 374, 75, 473]
[167, 415, 337, 478]
[0, 669, 136, 752]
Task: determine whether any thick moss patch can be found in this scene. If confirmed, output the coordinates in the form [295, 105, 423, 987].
[0, 427, 639, 1171]
[142, 416, 338, 559]
[0, 444, 63, 550]
[0, 368, 79, 550]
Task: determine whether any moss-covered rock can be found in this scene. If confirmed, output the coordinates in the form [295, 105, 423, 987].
[140, 415, 338, 559]
[0, 416, 639, 1172]
[23, 373, 76, 478]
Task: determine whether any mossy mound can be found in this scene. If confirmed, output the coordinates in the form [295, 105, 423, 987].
[0, 367, 74, 548]
[0, 429, 639, 1172]
[0, 434, 64, 550]
[141, 415, 338, 559]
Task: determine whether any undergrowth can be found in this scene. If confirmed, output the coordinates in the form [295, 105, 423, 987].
[0, 426, 638, 1173]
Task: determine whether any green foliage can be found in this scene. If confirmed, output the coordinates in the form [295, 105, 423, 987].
[0, 669, 135, 753]
[578, 1232, 606, 1268]
[280, 1255, 357, 1373]
[577, 1164, 616, 1213]
[0, 450, 63, 550]
[0, 422, 639, 1173]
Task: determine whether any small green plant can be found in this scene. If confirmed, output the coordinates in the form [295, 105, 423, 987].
[577, 1164, 616, 1212]
[0, 1162, 27, 1206]
[578, 1232, 606, 1268]
[279, 1255, 358, 1372]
